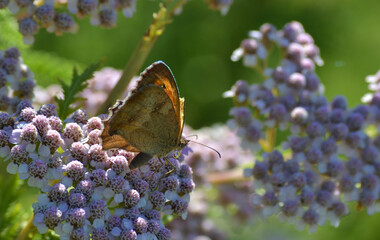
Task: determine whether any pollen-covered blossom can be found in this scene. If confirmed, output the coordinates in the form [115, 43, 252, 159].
[226, 21, 380, 233]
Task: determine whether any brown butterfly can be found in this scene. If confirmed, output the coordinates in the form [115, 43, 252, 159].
[100, 61, 189, 169]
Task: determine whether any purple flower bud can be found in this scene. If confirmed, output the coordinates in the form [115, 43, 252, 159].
[252, 162, 268, 180]
[278, 94, 296, 111]
[233, 80, 249, 101]
[269, 104, 287, 121]
[361, 174, 378, 191]
[266, 150, 284, 172]
[89, 199, 107, 218]
[321, 180, 335, 193]
[289, 136, 308, 153]
[284, 159, 299, 175]
[339, 175, 354, 192]
[361, 146, 378, 164]
[99, 9, 117, 27]
[10, 145, 28, 165]
[245, 124, 261, 142]
[28, 159, 47, 178]
[291, 107, 308, 125]
[37, 104, 57, 117]
[48, 183, 68, 202]
[20, 123, 38, 143]
[71, 227, 86, 240]
[78, 0, 97, 14]
[106, 215, 121, 231]
[283, 21, 304, 42]
[74, 179, 94, 198]
[179, 178, 195, 195]
[124, 189, 140, 208]
[120, 229, 137, 240]
[306, 121, 324, 138]
[330, 201, 346, 217]
[346, 113, 364, 131]
[314, 106, 329, 123]
[231, 107, 252, 126]
[86, 117, 103, 132]
[282, 199, 298, 216]
[316, 190, 332, 206]
[171, 199, 188, 215]
[32, 115, 50, 137]
[290, 172, 306, 189]
[18, 17, 39, 37]
[67, 208, 86, 227]
[70, 142, 88, 162]
[111, 155, 128, 175]
[305, 72, 320, 91]
[132, 179, 149, 196]
[42, 130, 63, 151]
[157, 227, 171, 240]
[300, 188, 314, 206]
[89, 144, 107, 162]
[302, 208, 319, 225]
[288, 72, 306, 89]
[72, 109, 88, 124]
[4, 47, 19, 58]
[91, 169, 108, 186]
[44, 206, 62, 229]
[150, 191, 165, 209]
[262, 191, 278, 206]
[55, 13, 75, 31]
[241, 39, 258, 54]
[148, 219, 161, 234]
[48, 116, 62, 132]
[133, 217, 148, 234]
[179, 164, 192, 178]
[269, 172, 286, 188]
[353, 105, 370, 119]
[66, 160, 85, 182]
[330, 123, 349, 141]
[305, 170, 318, 187]
[63, 123, 83, 142]
[92, 227, 109, 240]
[330, 109, 345, 124]
[0, 130, 9, 146]
[0, 112, 11, 128]
[359, 190, 375, 207]
[20, 107, 36, 122]
[321, 138, 338, 156]
[68, 192, 86, 208]
[272, 67, 288, 83]
[124, 207, 140, 220]
[35, 4, 55, 24]
[346, 132, 366, 149]
[326, 158, 343, 178]
[110, 176, 126, 193]
[331, 96, 347, 110]
[286, 43, 303, 63]
[161, 176, 179, 191]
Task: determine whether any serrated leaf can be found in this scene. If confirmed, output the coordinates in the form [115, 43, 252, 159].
[55, 62, 102, 120]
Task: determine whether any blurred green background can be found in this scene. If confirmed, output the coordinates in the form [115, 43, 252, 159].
[2, 0, 380, 239]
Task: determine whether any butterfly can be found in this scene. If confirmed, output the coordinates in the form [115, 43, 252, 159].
[100, 61, 189, 169]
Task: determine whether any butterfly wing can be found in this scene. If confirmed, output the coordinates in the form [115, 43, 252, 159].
[107, 85, 180, 157]
[137, 61, 184, 137]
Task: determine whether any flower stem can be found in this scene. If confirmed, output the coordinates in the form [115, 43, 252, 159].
[16, 215, 34, 240]
[96, 0, 187, 115]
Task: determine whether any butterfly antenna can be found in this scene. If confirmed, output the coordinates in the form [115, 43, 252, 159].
[189, 140, 221, 158]
[185, 134, 198, 140]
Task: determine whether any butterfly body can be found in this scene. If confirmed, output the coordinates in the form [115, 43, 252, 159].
[101, 61, 188, 169]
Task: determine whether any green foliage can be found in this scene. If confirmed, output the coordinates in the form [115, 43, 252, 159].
[55, 62, 102, 120]
[0, 12, 23, 49]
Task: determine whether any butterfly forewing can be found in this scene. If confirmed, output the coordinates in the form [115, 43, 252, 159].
[108, 85, 181, 157]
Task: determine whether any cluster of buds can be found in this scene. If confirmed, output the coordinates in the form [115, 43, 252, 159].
[0, 47, 196, 239]
[2, 0, 137, 44]
[226, 21, 380, 232]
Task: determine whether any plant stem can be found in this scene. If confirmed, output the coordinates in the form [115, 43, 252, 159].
[97, 0, 186, 115]
[16, 215, 34, 240]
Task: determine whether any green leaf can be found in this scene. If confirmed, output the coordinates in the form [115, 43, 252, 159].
[55, 62, 102, 120]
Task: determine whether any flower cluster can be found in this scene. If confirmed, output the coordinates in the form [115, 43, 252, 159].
[0, 47, 195, 239]
[2, 0, 137, 44]
[0, 47, 35, 113]
[226, 21, 380, 232]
